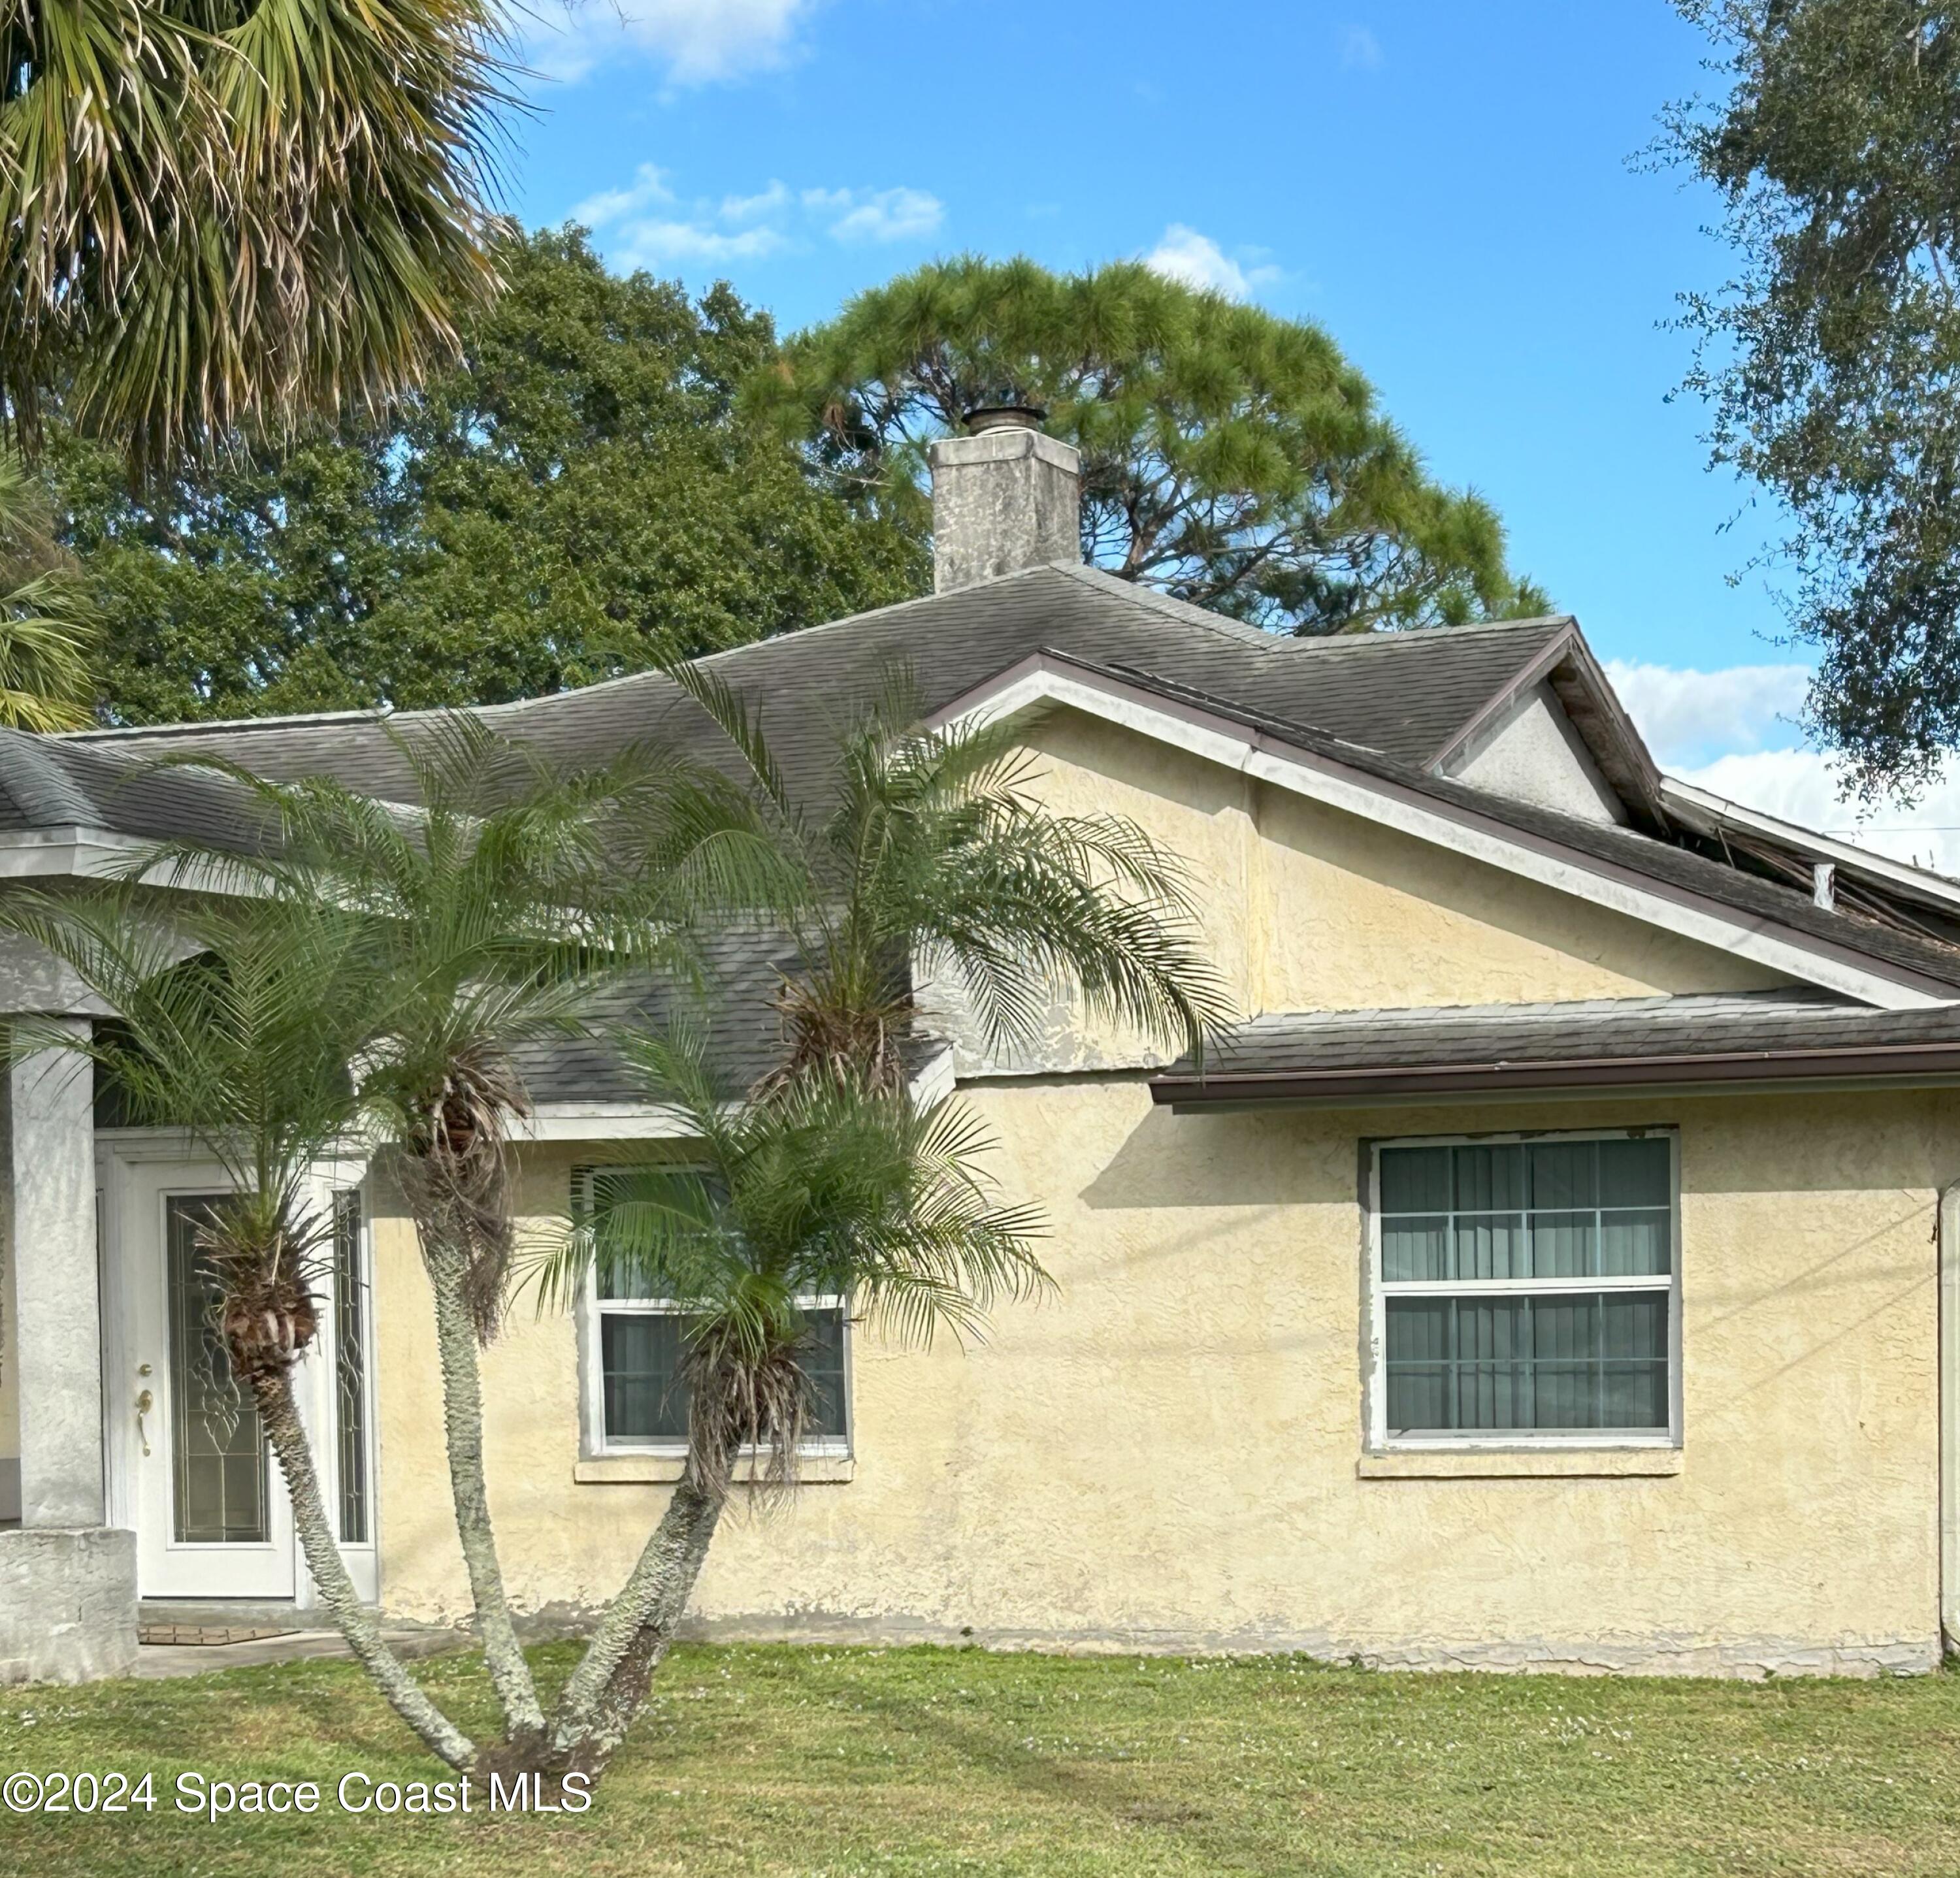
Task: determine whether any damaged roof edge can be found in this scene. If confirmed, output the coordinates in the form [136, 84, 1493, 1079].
[928, 645, 1960, 1003]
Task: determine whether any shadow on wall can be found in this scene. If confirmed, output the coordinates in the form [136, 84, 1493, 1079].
[1086, 1089, 1960, 1206]
[1081, 1104, 1337, 1212]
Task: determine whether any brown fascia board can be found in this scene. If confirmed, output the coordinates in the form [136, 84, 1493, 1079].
[1424, 621, 1669, 833]
[1151, 1040, 1960, 1108]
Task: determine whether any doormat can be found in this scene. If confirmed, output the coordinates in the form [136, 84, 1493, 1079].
[138, 1624, 301, 1647]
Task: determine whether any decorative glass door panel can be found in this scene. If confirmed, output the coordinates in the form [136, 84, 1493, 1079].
[165, 1196, 270, 1545]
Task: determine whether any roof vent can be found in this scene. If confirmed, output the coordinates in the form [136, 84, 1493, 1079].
[928, 408, 1081, 592]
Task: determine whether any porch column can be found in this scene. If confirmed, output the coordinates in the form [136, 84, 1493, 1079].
[0, 1016, 133, 1684]
[10, 1022, 103, 1527]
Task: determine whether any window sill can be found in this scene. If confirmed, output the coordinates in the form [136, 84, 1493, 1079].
[574, 1453, 855, 1485]
[1358, 1448, 1682, 1480]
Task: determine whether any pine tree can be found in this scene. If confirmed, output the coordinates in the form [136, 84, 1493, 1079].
[747, 255, 1546, 635]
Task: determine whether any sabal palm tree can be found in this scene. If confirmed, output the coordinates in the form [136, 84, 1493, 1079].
[531, 1031, 1049, 1772]
[0, 1, 510, 476]
[154, 713, 693, 1760]
[0, 886, 474, 1766]
[657, 664, 1234, 1088]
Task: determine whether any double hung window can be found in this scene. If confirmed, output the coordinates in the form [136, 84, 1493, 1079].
[1369, 1131, 1678, 1445]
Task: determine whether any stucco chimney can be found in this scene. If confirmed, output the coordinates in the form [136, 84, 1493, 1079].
[928, 405, 1081, 592]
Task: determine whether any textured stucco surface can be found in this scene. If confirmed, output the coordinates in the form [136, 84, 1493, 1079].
[1443, 681, 1629, 826]
[928, 430, 1081, 592]
[923, 709, 1791, 1078]
[367, 710, 1936, 1674]
[7, 1028, 103, 1527]
[0, 1527, 137, 1683]
[370, 1085, 1950, 1677]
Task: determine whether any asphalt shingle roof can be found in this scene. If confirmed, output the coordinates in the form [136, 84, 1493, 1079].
[57, 563, 1575, 805]
[511, 930, 809, 1105]
[1153, 988, 1960, 1101]
[32, 557, 1960, 999]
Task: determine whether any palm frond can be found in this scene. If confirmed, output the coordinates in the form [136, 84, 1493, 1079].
[0, 0, 515, 475]
[528, 1029, 1051, 1487]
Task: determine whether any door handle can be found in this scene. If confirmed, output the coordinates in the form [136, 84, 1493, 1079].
[135, 1388, 154, 1458]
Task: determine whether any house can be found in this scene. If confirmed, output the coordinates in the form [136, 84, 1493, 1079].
[6, 411, 1960, 1682]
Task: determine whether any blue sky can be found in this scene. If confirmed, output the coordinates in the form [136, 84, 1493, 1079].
[499, 1, 1960, 865]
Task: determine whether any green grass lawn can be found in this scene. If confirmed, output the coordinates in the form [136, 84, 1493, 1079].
[2, 1642, 1958, 1875]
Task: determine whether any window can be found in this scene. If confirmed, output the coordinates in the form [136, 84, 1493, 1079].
[578, 1169, 850, 1455]
[332, 1189, 370, 1545]
[1369, 1131, 1677, 1446]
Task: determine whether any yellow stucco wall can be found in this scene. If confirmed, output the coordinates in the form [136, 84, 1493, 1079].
[367, 708, 1940, 1674]
[370, 1084, 1950, 1676]
[924, 711, 1789, 1076]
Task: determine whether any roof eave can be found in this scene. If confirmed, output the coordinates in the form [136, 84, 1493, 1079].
[1151, 1041, 1960, 1109]
[928, 646, 1960, 1007]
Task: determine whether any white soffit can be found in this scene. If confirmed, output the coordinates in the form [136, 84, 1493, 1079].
[931, 655, 1955, 1012]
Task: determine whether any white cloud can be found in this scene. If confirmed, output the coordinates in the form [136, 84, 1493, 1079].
[1143, 224, 1279, 301]
[825, 187, 943, 244]
[608, 221, 787, 266]
[1340, 24, 1383, 71]
[721, 180, 791, 222]
[571, 166, 943, 270]
[1604, 658, 1812, 770]
[526, 0, 815, 88]
[570, 164, 673, 229]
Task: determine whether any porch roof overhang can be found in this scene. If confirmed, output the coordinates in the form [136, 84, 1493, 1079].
[1149, 990, 1960, 1112]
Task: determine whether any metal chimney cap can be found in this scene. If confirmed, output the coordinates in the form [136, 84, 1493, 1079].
[962, 404, 1047, 436]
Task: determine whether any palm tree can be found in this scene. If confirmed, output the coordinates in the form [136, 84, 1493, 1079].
[530, 1032, 1049, 1772]
[0, 452, 95, 728]
[0, 1, 510, 476]
[655, 664, 1234, 1089]
[0, 886, 474, 1766]
[44, 683, 1230, 1787]
[154, 713, 694, 1763]
[508, 682, 1233, 1777]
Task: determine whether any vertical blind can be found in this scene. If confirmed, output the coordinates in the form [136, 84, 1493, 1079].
[1378, 1137, 1672, 1436]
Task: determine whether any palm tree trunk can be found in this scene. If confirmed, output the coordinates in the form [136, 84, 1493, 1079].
[251, 1366, 476, 1772]
[549, 1470, 726, 1764]
[421, 1231, 548, 1745]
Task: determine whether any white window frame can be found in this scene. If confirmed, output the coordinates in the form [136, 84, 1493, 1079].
[573, 1167, 853, 1462]
[1364, 1127, 1682, 1453]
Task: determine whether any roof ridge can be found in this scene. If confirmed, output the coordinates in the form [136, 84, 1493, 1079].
[1273, 613, 1576, 658]
[65, 704, 400, 743]
[1050, 562, 1575, 656]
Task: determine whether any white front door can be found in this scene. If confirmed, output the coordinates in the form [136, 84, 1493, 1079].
[124, 1163, 296, 1598]
[105, 1152, 379, 1606]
